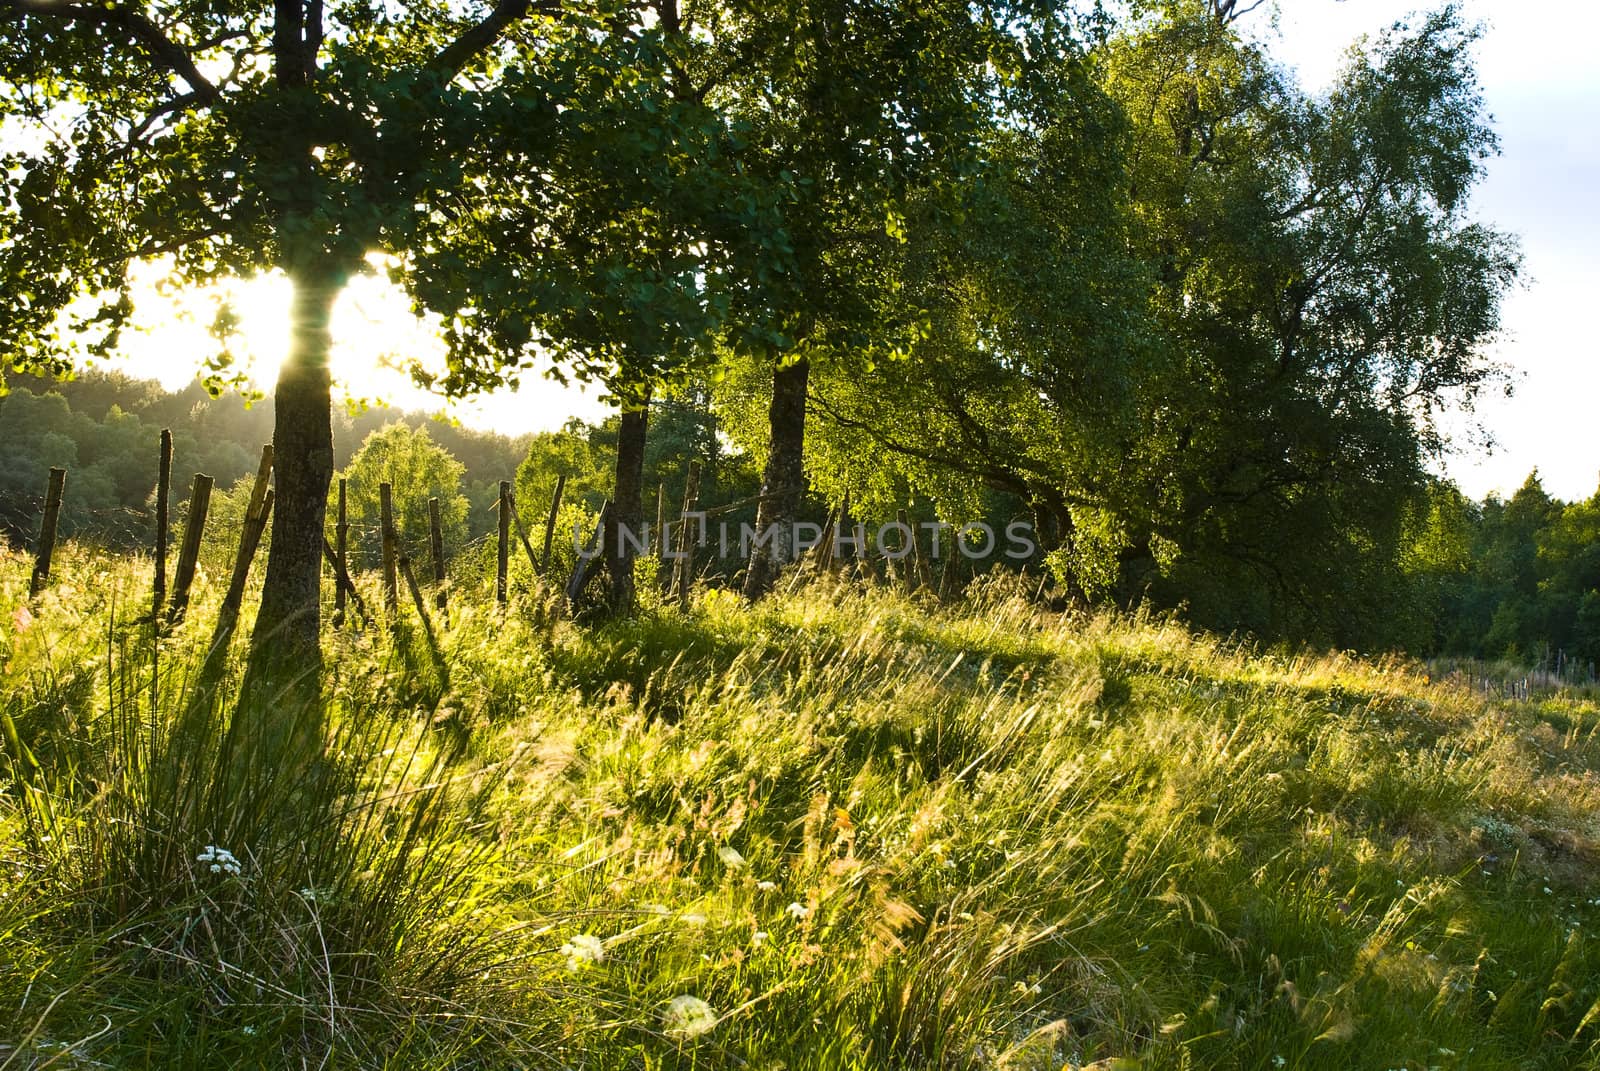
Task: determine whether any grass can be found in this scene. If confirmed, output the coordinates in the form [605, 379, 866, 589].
[4, 546, 1600, 1069]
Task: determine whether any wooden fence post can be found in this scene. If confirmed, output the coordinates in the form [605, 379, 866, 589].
[167, 473, 212, 626]
[219, 489, 273, 619]
[28, 467, 67, 598]
[539, 474, 566, 577]
[399, 554, 442, 663]
[497, 480, 511, 604]
[652, 480, 666, 557]
[322, 536, 373, 629]
[671, 461, 702, 608]
[428, 496, 447, 611]
[811, 506, 838, 574]
[505, 490, 541, 572]
[940, 537, 960, 602]
[379, 481, 399, 617]
[899, 509, 928, 593]
[153, 430, 172, 618]
[566, 500, 611, 603]
[334, 477, 349, 627]
[211, 447, 274, 639]
[831, 490, 852, 575]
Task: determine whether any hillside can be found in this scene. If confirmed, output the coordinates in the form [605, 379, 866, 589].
[4, 548, 1600, 1069]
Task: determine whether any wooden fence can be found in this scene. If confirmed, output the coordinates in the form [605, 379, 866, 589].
[15, 430, 997, 636]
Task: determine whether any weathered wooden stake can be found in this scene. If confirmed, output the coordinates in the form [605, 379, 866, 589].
[244, 445, 273, 520]
[322, 536, 373, 629]
[400, 554, 442, 663]
[915, 519, 935, 591]
[812, 506, 839, 573]
[671, 461, 702, 608]
[379, 481, 399, 617]
[496, 480, 511, 603]
[939, 539, 960, 602]
[898, 509, 924, 593]
[539, 474, 566, 577]
[428, 496, 447, 611]
[212, 487, 273, 643]
[566, 500, 612, 603]
[167, 473, 212, 626]
[28, 467, 67, 599]
[334, 478, 349, 627]
[652, 480, 666, 558]
[505, 490, 541, 572]
[153, 430, 172, 618]
[831, 489, 852, 575]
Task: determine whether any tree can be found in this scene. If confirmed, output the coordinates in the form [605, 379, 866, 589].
[798, 41, 1145, 555]
[386, 1, 792, 612]
[796, 3, 1520, 647]
[338, 423, 468, 571]
[0, 0, 740, 689]
[702, 0, 1020, 597]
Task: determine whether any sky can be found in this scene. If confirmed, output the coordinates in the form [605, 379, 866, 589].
[1254, 0, 1600, 501]
[82, 0, 1600, 501]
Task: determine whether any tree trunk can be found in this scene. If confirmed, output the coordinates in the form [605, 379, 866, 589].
[604, 390, 651, 613]
[248, 266, 342, 695]
[742, 356, 809, 600]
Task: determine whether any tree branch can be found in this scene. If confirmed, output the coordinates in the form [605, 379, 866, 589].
[3, 1, 218, 102]
[432, 0, 545, 77]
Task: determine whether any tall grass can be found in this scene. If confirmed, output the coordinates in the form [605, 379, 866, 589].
[4, 548, 1600, 1069]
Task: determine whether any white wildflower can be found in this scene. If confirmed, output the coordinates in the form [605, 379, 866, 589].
[751, 930, 769, 948]
[560, 933, 605, 970]
[785, 901, 811, 920]
[717, 845, 746, 870]
[663, 995, 717, 1039]
[196, 845, 242, 878]
[755, 880, 778, 893]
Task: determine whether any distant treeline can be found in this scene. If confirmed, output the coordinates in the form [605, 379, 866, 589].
[1407, 477, 1600, 671]
[0, 370, 529, 547]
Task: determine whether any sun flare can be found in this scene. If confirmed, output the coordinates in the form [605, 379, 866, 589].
[113, 258, 603, 435]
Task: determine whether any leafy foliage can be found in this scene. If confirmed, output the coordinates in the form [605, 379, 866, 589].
[337, 422, 468, 570]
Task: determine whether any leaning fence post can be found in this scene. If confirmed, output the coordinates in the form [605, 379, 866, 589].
[566, 500, 612, 602]
[322, 536, 373, 629]
[167, 473, 213, 626]
[200, 483, 271, 681]
[153, 430, 172, 619]
[496, 480, 511, 604]
[505, 490, 541, 573]
[671, 461, 702, 608]
[334, 478, 349, 627]
[428, 496, 447, 611]
[212, 448, 274, 639]
[891, 509, 915, 591]
[831, 490, 852, 575]
[27, 467, 67, 599]
[379, 481, 399, 617]
[652, 480, 666, 557]
[539, 474, 567, 578]
[940, 541, 960, 602]
[399, 554, 443, 666]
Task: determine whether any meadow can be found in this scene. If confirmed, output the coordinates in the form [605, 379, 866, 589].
[4, 545, 1600, 1070]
